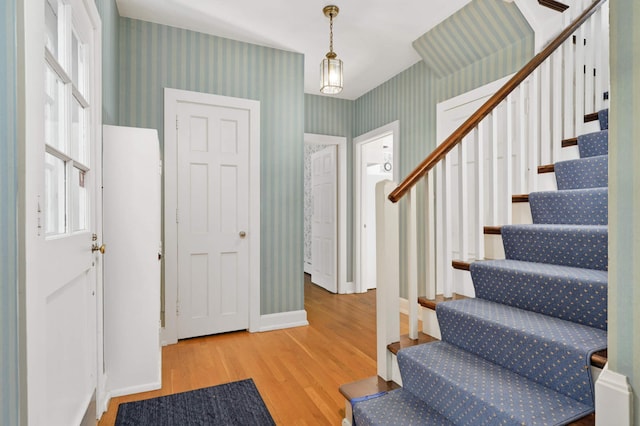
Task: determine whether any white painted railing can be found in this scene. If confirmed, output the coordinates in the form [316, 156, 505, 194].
[376, 0, 609, 382]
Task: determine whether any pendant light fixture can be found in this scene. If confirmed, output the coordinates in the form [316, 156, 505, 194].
[320, 5, 343, 94]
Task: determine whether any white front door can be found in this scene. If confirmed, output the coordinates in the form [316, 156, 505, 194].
[311, 146, 337, 293]
[23, 0, 103, 423]
[176, 100, 251, 339]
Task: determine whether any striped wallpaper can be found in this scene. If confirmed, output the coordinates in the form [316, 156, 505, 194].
[1, 0, 19, 423]
[354, 61, 436, 296]
[118, 18, 305, 315]
[95, 0, 120, 125]
[437, 37, 533, 102]
[413, 0, 533, 79]
[352, 3, 533, 296]
[304, 94, 354, 280]
[609, 0, 640, 422]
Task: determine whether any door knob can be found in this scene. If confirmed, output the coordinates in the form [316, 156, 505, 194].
[239, 231, 246, 238]
[91, 243, 106, 254]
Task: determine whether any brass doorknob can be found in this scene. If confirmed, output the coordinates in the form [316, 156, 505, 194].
[239, 231, 246, 238]
[91, 243, 106, 254]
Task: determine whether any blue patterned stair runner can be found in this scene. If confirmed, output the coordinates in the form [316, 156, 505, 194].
[398, 342, 594, 425]
[554, 155, 607, 190]
[578, 129, 608, 158]
[528, 188, 607, 225]
[352, 388, 455, 426]
[352, 110, 610, 425]
[470, 260, 607, 330]
[436, 299, 606, 405]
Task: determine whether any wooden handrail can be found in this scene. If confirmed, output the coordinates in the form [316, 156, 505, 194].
[388, 0, 607, 203]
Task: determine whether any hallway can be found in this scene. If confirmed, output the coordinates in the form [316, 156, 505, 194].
[99, 275, 379, 425]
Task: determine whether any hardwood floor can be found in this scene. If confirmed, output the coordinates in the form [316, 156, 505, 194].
[98, 275, 379, 425]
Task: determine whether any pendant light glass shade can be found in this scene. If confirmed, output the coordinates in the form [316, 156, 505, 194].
[320, 55, 343, 94]
[320, 5, 343, 95]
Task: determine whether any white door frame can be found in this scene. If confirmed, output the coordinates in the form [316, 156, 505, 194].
[164, 88, 260, 345]
[354, 121, 400, 294]
[304, 133, 348, 294]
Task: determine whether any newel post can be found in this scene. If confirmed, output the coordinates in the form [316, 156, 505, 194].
[375, 180, 400, 380]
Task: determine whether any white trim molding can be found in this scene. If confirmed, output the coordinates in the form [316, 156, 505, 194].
[354, 121, 400, 294]
[595, 364, 634, 426]
[259, 310, 309, 332]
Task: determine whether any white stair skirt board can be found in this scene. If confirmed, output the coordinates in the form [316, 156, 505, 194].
[259, 310, 309, 332]
[595, 365, 634, 426]
[484, 234, 506, 260]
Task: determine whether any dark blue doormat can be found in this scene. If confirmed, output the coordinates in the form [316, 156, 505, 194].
[115, 379, 276, 425]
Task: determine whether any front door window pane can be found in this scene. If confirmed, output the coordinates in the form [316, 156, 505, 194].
[45, 0, 59, 58]
[45, 65, 64, 153]
[45, 152, 66, 236]
[71, 98, 87, 164]
[72, 31, 86, 96]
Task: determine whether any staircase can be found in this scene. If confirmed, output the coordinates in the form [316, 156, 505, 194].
[340, 0, 612, 424]
[349, 110, 609, 425]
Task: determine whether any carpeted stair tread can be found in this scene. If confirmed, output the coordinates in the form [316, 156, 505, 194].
[528, 188, 607, 225]
[598, 108, 608, 130]
[578, 129, 608, 158]
[470, 259, 607, 330]
[398, 341, 594, 425]
[554, 155, 608, 190]
[352, 388, 455, 426]
[501, 224, 608, 271]
[436, 299, 606, 406]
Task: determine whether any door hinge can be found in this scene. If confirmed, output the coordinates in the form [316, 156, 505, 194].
[176, 116, 179, 130]
[176, 300, 180, 316]
[176, 208, 180, 223]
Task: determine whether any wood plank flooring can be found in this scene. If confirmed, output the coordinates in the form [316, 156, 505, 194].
[98, 274, 380, 425]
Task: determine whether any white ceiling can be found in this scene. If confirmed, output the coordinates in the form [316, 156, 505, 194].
[115, 0, 472, 100]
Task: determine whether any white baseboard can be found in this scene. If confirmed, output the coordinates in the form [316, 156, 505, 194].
[304, 262, 312, 275]
[108, 381, 162, 399]
[259, 310, 309, 332]
[340, 281, 355, 294]
[595, 365, 634, 426]
[399, 297, 409, 315]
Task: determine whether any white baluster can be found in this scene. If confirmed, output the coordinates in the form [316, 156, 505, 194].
[517, 85, 527, 193]
[442, 156, 453, 298]
[406, 187, 418, 340]
[458, 136, 468, 264]
[540, 59, 552, 165]
[563, 35, 576, 139]
[474, 124, 485, 261]
[552, 50, 563, 163]
[426, 172, 436, 300]
[529, 70, 540, 193]
[575, 22, 586, 133]
[490, 111, 499, 225]
[505, 96, 514, 225]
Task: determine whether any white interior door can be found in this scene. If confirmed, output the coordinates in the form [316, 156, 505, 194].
[177, 100, 250, 339]
[23, 0, 102, 423]
[311, 145, 337, 293]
